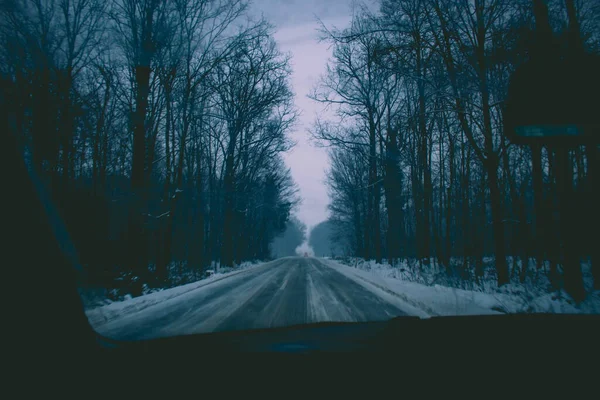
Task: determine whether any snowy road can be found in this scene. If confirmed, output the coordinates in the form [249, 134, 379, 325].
[95, 257, 410, 340]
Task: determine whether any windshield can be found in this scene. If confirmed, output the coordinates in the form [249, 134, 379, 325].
[3, 0, 599, 341]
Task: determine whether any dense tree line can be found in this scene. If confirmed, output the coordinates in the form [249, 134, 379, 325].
[270, 216, 306, 258]
[312, 0, 600, 301]
[1, 0, 299, 296]
[308, 220, 345, 257]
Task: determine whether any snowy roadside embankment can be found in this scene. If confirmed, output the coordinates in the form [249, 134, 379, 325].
[85, 261, 263, 328]
[323, 259, 600, 317]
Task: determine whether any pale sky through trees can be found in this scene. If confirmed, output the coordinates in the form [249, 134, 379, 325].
[250, 0, 359, 229]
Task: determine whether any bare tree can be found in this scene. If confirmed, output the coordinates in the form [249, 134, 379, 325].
[316, 0, 598, 299]
[211, 20, 297, 267]
[2, 0, 302, 297]
[311, 13, 390, 262]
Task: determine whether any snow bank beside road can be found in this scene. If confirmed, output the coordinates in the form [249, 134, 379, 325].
[323, 259, 600, 317]
[85, 261, 262, 328]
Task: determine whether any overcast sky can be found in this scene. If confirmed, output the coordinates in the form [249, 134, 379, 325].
[249, 0, 356, 230]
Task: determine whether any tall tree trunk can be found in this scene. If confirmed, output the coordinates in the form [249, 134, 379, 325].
[353, 200, 363, 257]
[565, 0, 598, 289]
[531, 144, 544, 269]
[128, 61, 151, 288]
[445, 124, 455, 269]
[410, 135, 422, 264]
[131, 63, 151, 197]
[126, 3, 158, 288]
[475, 169, 486, 281]
[517, 182, 530, 283]
[156, 82, 173, 282]
[486, 159, 508, 284]
[195, 153, 206, 273]
[374, 174, 383, 264]
[417, 49, 431, 266]
[438, 122, 447, 267]
[462, 142, 471, 273]
[555, 147, 585, 301]
[475, 0, 508, 285]
[384, 126, 403, 264]
[59, 68, 74, 188]
[367, 115, 380, 262]
[163, 88, 172, 203]
[221, 135, 237, 268]
[546, 149, 560, 287]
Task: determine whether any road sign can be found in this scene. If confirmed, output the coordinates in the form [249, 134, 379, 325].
[504, 52, 600, 145]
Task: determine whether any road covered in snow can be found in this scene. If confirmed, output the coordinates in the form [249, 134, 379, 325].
[90, 257, 415, 340]
[88, 255, 599, 340]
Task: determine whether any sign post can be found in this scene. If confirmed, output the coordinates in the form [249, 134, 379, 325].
[503, 0, 599, 301]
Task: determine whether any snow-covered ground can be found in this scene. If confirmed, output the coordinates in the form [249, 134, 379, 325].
[85, 261, 263, 328]
[325, 258, 600, 316]
[84, 256, 600, 337]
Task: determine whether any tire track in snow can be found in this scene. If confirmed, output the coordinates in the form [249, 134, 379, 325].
[96, 257, 412, 340]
